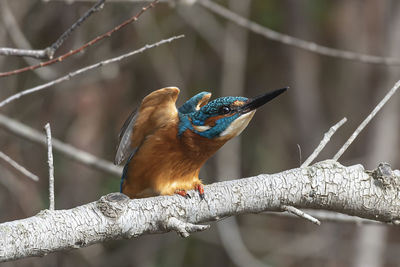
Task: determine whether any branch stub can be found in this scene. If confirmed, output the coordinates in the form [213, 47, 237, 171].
[96, 193, 129, 219]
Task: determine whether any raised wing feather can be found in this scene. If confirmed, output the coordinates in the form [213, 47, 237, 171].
[178, 92, 211, 114]
[114, 108, 138, 165]
[114, 87, 180, 165]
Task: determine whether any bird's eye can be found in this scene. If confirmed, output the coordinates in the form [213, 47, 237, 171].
[219, 106, 231, 115]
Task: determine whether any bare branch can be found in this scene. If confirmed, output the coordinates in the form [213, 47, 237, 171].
[284, 119, 347, 226]
[44, 123, 55, 210]
[0, 35, 184, 107]
[297, 144, 302, 166]
[268, 210, 381, 225]
[300, 210, 381, 225]
[0, 150, 39, 181]
[0, 48, 49, 59]
[0, 114, 122, 176]
[281, 205, 321, 225]
[164, 217, 209, 238]
[198, 0, 400, 66]
[1, 160, 400, 262]
[302, 117, 347, 167]
[334, 79, 400, 160]
[0, 1, 56, 80]
[0, 0, 105, 59]
[49, 0, 105, 57]
[0, 0, 159, 77]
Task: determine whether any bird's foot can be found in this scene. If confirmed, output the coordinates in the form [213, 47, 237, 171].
[175, 189, 191, 199]
[195, 184, 205, 200]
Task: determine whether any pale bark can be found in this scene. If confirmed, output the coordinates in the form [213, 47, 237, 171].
[1, 160, 399, 262]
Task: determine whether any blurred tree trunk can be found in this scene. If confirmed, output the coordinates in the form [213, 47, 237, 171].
[285, 2, 334, 266]
[216, 0, 249, 179]
[215, 1, 268, 267]
[286, 0, 324, 153]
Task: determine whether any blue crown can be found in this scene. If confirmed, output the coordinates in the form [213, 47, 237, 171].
[178, 93, 248, 138]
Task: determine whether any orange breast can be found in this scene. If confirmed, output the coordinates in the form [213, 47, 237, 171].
[122, 123, 227, 198]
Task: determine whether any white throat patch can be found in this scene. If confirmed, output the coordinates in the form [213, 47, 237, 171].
[219, 111, 256, 138]
[193, 125, 211, 132]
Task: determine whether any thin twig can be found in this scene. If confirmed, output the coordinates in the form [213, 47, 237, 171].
[268, 210, 380, 225]
[302, 210, 380, 225]
[0, 48, 48, 59]
[0, 0, 159, 77]
[297, 144, 302, 166]
[0, 114, 121, 176]
[301, 117, 347, 167]
[0, 1, 55, 80]
[281, 205, 321, 225]
[44, 123, 55, 210]
[334, 79, 400, 160]
[0, 150, 39, 181]
[0, 0, 105, 60]
[49, 0, 105, 57]
[198, 0, 400, 66]
[0, 35, 184, 107]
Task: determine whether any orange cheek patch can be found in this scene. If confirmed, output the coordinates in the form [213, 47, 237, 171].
[204, 113, 235, 127]
[204, 116, 219, 127]
[232, 100, 246, 107]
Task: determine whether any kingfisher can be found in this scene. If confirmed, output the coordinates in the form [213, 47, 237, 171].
[114, 87, 287, 199]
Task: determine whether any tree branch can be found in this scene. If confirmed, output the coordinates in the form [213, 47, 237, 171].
[198, 0, 400, 66]
[334, 79, 400, 160]
[0, 150, 39, 181]
[0, 48, 49, 60]
[0, 114, 122, 176]
[0, 0, 105, 60]
[0, 0, 56, 80]
[44, 123, 55, 210]
[281, 205, 320, 225]
[0, 35, 184, 107]
[41, 0, 400, 67]
[0, 0, 159, 78]
[1, 160, 400, 262]
[48, 0, 105, 57]
[302, 117, 347, 167]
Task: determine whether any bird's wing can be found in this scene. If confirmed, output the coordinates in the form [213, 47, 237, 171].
[114, 108, 138, 165]
[114, 87, 180, 165]
[178, 91, 211, 114]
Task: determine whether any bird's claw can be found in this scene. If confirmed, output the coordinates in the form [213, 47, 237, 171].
[195, 184, 205, 200]
[175, 190, 191, 199]
[175, 185, 204, 200]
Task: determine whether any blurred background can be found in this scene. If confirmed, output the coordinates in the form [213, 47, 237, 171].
[1, 0, 400, 266]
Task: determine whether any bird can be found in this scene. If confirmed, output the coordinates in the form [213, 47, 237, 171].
[114, 86, 287, 199]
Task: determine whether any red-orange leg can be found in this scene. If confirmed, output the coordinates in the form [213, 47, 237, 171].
[196, 184, 205, 200]
[175, 189, 191, 199]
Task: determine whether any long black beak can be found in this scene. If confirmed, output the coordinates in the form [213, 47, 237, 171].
[239, 87, 288, 113]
